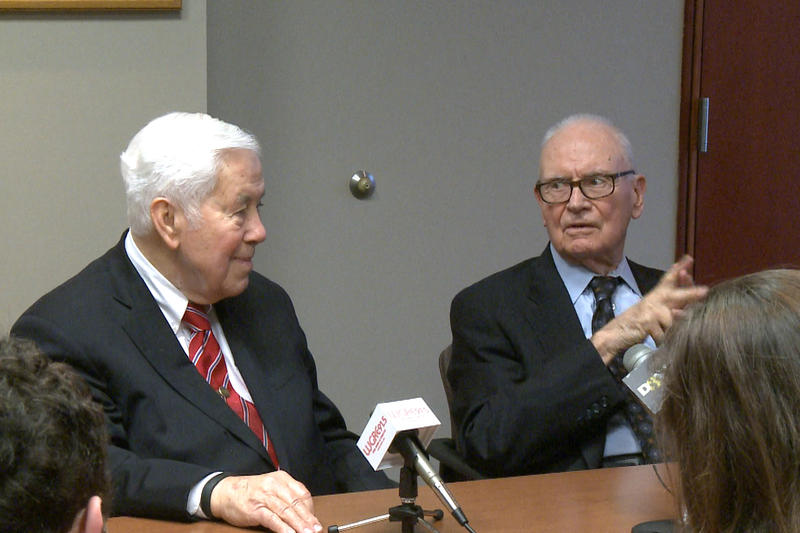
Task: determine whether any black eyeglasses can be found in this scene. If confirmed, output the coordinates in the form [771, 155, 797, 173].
[535, 170, 636, 204]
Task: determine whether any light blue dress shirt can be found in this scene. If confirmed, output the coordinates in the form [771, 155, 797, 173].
[550, 244, 655, 457]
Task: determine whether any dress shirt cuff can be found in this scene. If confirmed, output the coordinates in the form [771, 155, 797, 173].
[187, 471, 223, 519]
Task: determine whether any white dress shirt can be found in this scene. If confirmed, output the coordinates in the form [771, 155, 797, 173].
[124, 231, 256, 517]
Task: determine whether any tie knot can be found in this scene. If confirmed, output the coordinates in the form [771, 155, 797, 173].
[589, 276, 620, 301]
[183, 302, 211, 332]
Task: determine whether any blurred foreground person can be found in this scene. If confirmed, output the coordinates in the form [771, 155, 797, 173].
[658, 268, 800, 533]
[0, 336, 110, 533]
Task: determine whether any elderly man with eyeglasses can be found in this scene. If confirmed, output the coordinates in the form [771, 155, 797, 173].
[447, 114, 708, 478]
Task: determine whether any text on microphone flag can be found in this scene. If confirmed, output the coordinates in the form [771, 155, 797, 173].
[357, 397, 441, 470]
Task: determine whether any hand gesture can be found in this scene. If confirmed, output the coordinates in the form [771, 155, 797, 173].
[592, 255, 708, 363]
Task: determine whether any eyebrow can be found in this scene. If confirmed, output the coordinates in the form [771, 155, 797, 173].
[235, 192, 265, 204]
[541, 170, 618, 181]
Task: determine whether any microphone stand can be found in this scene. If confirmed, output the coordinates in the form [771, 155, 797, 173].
[328, 455, 444, 533]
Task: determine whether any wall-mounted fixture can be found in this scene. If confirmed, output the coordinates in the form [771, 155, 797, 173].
[349, 170, 375, 199]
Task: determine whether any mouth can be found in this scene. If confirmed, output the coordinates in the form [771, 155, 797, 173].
[563, 223, 597, 235]
[234, 248, 256, 262]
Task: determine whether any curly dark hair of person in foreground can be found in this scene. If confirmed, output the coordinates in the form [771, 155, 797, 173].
[657, 268, 800, 533]
[0, 336, 110, 533]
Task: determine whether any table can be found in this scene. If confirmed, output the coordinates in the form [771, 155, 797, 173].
[107, 464, 676, 532]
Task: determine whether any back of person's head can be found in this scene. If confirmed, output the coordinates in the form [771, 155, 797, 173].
[120, 111, 261, 236]
[0, 336, 110, 533]
[658, 269, 800, 533]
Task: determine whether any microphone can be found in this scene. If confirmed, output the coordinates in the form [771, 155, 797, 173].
[622, 343, 653, 371]
[391, 430, 471, 528]
[357, 398, 474, 531]
[621, 344, 666, 414]
[623, 346, 675, 533]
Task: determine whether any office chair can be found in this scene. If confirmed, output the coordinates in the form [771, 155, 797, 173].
[426, 345, 485, 482]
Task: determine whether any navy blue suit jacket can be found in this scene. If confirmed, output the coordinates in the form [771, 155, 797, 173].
[448, 245, 662, 477]
[12, 233, 391, 520]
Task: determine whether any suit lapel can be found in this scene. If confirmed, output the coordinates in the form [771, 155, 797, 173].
[522, 245, 607, 469]
[522, 250, 662, 352]
[216, 296, 295, 471]
[107, 236, 272, 465]
[521, 247, 588, 358]
[629, 260, 662, 295]
[520, 249, 664, 470]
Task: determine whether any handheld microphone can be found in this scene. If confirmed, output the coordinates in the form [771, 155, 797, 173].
[623, 347, 676, 533]
[357, 398, 474, 531]
[623, 343, 653, 372]
[621, 344, 666, 414]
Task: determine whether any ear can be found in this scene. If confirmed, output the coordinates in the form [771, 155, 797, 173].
[630, 174, 647, 219]
[70, 496, 103, 533]
[83, 496, 104, 533]
[150, 197, 183, 250]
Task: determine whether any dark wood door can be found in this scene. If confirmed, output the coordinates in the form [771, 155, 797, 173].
[677, 0, 800, 285]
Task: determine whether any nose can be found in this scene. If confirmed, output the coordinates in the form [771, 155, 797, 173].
[245, 212, 267, 244]
[565, 180, 591, 210]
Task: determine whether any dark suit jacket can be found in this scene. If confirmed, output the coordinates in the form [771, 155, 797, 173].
[12, 233, 391, 520]
[448, 245, 662, 478]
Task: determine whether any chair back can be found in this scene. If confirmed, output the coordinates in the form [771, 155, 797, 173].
[428, 344, 485, 480]
[438, 344, 456, 438]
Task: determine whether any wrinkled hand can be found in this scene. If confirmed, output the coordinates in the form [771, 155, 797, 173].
[210, 471, 322, 533]
[592, 255, 708, 363]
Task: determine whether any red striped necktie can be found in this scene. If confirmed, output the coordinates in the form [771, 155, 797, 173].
[183, 302, 280, 468]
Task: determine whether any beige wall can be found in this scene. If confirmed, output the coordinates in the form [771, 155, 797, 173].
[207, 1, 686, 433]
[0, 2, 207, 328]
[0, 1, 686, 444]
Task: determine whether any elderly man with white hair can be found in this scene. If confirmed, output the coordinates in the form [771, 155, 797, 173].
[13, 112, 392, 533]
[448, 114, 708, 478]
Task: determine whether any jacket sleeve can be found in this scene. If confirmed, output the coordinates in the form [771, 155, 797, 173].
[312, 388, 396, 492]
[11, 312, 211, 520]
[448, 286, 627, 476]
[288, 311, 394, 492]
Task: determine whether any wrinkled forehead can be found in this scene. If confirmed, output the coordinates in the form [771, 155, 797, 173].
[209, 149, 264, 197]
[539, 122, 630, 177]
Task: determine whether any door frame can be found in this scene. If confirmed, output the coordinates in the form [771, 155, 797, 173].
[676, 0, 703, 259]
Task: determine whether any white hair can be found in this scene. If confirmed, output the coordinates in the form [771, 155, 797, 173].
[120, 112, 261, 236]
[541, 113, 634, 167]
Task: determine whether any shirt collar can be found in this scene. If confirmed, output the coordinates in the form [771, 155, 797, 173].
[124, 230, 191, 335]
[549, 242, 642, 304]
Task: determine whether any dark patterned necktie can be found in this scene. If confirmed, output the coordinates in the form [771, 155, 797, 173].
[183, 303, 280, 468]
[589, 277, 660, 463]
[589, 276, 619, 334]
